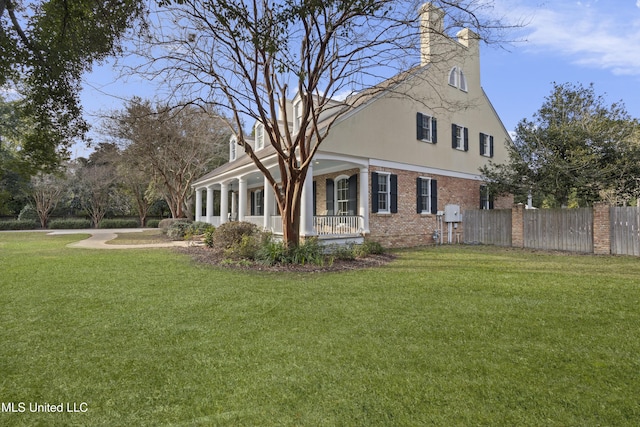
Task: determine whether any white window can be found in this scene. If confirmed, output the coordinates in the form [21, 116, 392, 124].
[336, 177, 350, 215]
[480, 132, 494, 158]
[448, 66, 467, 92]
[377, 173, 390, 213]
[229, 137, 237, 161]
[255, 123, 264, 150]
[452, 124, 468, 151]
[419, 178, 431, 214]
[254, 190, 263, 215]
[416, 112, 437, 143]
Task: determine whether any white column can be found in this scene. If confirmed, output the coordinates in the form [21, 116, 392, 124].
[231, 191, 237, 221]
[206, 186, 214, 223]
[220, 182, 229, 224]
[359, 167, 370, 234]
[195, 188, 203, 222]
[238, 176, 247, 222]
[300, 164, 316, 236]
[263, 175, 273, 230]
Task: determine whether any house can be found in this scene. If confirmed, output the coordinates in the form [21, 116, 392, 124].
[192, 3, 513, 247]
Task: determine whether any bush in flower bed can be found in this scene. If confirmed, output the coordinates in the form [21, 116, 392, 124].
[49, 218, 92, 229]
[166, 220, 193, 240]
[146, 219, 160, 228]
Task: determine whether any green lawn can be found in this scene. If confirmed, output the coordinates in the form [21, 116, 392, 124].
[1, 232, 640, 426]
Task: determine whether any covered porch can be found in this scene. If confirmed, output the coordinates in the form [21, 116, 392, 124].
[193, 154, 370, 242]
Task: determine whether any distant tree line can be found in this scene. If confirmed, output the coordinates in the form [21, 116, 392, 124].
[0, 97, 229, 228]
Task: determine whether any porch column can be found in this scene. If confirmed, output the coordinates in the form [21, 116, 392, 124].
[231, 189, 237, 221]
[195, 188, 203, 222]
[238, 176, 247, 222]
[263, 175, 273, 230]
[359, 167, 370, 234]
[220, 182, 229, 224]
[300, 163, 316, 237]
[206, 186, 214, 224]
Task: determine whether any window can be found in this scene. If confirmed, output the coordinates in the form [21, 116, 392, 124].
[255, 123, 264, 150]
[336, 178, 349, 215]
[250, 190, 263, 216]
[229, 137, 237, 161]
[371, 172, 397, 214]
[451, 124, 469, 151]
[448, 66, 467, 92]
[480, 185, 494, 209]
[417, 177, 438, 214]
[416, 112, 437, 143]
[479, 132, 494, 158]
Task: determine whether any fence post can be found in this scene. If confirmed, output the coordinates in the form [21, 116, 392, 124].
[593, 202, 611, 255]
[512, 203, 525, 248]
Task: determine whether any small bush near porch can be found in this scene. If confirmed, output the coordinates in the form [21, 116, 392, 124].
[1, 234, 640, 426]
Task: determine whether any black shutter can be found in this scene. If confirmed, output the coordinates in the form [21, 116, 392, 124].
[489, 192, 494, 209]
[313, 181, 317, 216]
[390, 174, 398, 214]
[325, 179, 334, 215]
[250, 191, 255, 215]
[430, 179, 438, 214]
[464, 127, 469, 151]
[479, 133, 485, 156]
[348, 174, 358, 215]
[432, 118, 437, 143]
[371, 173, 379, 213]
[480, 186, 485, 209]
[416, 177, 423, 213]
[489, 136, 494, 158]
[416, 112, 424, 140]
[451, 124, 457, 149]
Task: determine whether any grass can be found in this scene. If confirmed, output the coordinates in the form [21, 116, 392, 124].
[1, 233, 640, 426]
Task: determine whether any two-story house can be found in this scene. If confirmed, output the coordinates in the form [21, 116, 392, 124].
[192, 3, 512, 247]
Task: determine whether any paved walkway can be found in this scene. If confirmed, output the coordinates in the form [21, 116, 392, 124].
[46, 229, 190, 249]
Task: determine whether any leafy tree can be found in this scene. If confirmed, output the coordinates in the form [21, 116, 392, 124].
[104, 98, 229, 219]
[0, 0, 146, 170]
[133, 0, 515, 247]
[482, 83, 640, 207]
[30, 171, 67, 228]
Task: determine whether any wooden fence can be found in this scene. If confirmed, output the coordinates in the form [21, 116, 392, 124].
[610, 207, 640, 256]
[463, 205, 640, 256]
[463, 209, 511, 246]
[523, 208, 593, 253]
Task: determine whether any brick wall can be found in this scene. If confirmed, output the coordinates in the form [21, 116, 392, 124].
[592, 202, 611, 255]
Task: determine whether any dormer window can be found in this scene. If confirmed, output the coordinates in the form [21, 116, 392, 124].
[255, 123, 264, 150]
[448, 66, 467, 92]
[293, 99, 302, 134]
[229, 136, 237, 161]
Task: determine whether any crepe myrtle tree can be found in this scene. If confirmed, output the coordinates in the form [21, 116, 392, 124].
[136, 0, 515, 248]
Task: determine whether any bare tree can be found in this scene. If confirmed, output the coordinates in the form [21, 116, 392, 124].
[104, 98, 230, 218]
[134, 0, 517, 247]
[30, 171, 66, 228]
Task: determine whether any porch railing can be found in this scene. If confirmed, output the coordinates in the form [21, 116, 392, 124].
[314, 215, 363, 236]
[269, 215, 363, 236]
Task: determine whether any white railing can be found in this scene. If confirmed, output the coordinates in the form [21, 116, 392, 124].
[314, 215, 363, 236]
[269, 215, 363, 236]
[243, 216, 264, 228]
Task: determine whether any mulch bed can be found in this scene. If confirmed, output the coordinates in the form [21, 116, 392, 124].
[176, 245, 395, 272]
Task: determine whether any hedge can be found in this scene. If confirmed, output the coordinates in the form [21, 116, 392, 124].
[48, 219, 92, 229]
[98, 219, 140, 229]
[0, 220, 38, 230]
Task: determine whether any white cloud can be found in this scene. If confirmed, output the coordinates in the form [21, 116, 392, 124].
[496, 1, 640, 76]
[637, 0, 640, 9]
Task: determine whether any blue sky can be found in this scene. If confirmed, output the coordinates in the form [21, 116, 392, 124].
[78, 0, 640, 157]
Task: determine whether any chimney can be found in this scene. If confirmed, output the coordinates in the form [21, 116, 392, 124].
[419, 3, 445, 66]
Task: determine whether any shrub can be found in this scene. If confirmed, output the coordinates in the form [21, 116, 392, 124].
[146, 219, 160, 228]
[184, 221, 215, 240]
[98, 219, 140, 229]
[288, 237, 325, 265]
[0, 220, 38, 230]
[353, 240, 385, 257]
[255, 237, 288, 265]
[224, 234, 262, 260]
[158, 218, 191, 232]
[330, 243, 356, 261]
[49, 218, 92, 229]
[203, 228, 216, 248]
[210, 221, 260, 250]
[166, 220, 193, 240]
